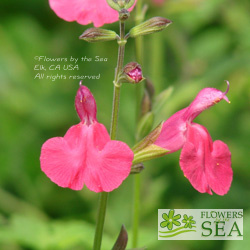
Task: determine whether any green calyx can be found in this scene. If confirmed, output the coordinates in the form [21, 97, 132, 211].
[129, 17, 172, 38]
[106, 0, 135, 11]
[79, 28, 118, 43]
[132, 122, 169, 164]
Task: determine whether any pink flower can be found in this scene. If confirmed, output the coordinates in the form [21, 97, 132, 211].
[49, 0, 137, 27]
[40, 84, 133, 192]
[155, 82, 233, 195]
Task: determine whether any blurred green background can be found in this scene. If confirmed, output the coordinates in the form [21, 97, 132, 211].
[0, 0, 249, 249]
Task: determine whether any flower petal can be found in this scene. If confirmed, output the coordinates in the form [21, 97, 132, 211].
[83, 123, 134, 192]
[40, 122, 133, 192]
[206, 140, 232, 195]
[173, 214, 181, 220]
[169, 209, 174, 219]
[162, 213, 169, 221]
[167, 222, 173, 230]
[183, 82, 230, 122]
[180, 124, 213, 194]
[155, 108, 188, 152]
[172, 220, 181, 227]
[160, 221, 168, 228]
[40, 124, 89, 190]
[75, 84, 97, 125]
[180, 123, 232, 195]
[49, 0, 137, 27]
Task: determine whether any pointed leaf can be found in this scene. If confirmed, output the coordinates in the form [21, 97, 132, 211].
[112, 225, 128, 250]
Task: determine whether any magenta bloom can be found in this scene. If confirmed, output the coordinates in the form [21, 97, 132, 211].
[49, 0, 137, 27]
[155, 82, 233, 195]
[127, 66, 143, 83]
[40, 84, 133, 192]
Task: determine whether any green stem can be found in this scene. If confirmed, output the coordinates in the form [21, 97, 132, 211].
[133, 0, 144, 248]
[135, 0, 143, 123]
[132, 174, 141, 247]
[93, 192, 109, 250]
[93, 20, 126, 250]
[110, 84, 121, 140]
[110, 21, 125, 140]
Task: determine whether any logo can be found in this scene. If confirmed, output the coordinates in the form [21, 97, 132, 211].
[158, 209, 243, 240]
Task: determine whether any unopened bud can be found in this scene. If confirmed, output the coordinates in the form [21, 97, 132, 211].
[133, 144, 168, 165]
[121, 62, 144, 84]
[129, 17, 172, 38]
[112, 225, 128, 250]
[119, 9, 130, 21]
[79, 28, 117, 43]
[130, 163, 145, 174]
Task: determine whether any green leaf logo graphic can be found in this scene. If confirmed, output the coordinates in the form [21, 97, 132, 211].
[160, 209, 181, 230]
[182, 214, 196, 229]
[159, 211, 197, 238]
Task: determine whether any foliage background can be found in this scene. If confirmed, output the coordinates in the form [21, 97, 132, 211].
[0, 0, 249, 249]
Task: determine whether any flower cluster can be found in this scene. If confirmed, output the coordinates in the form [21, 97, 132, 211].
[41, 0, 233, 196]
[40, 83, 232, 195]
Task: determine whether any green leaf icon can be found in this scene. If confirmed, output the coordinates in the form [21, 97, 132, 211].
[160, 210, 181, 230]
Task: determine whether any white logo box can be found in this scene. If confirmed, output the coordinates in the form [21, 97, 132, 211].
[158, 209, 243, 240]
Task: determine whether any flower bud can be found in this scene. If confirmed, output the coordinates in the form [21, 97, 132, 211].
[75, 82, 97, 125]
[129, 17, 172, 38]
[79, 28, 117, 43]
[130, 163, 145, 174]
[119, 9, 130, 21]
[121, 62, 144, 84]
[112, 225, 128, 250]
[133, 144, 168, 165]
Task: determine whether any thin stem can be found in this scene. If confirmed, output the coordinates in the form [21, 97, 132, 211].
[135, 0, 143, 123]
[132, 174, 141, 247]
[93, 20, 126, 250]
[133, 0, 144, 248]
[93, 192, 109, 250]
[110, 84, 121, 140]
[110, 21, 125, 139]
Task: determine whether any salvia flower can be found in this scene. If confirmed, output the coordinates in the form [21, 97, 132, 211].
[49, 0, 137, 27]
[155, 81, 233, 195]
[40, 84, 133, 192]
